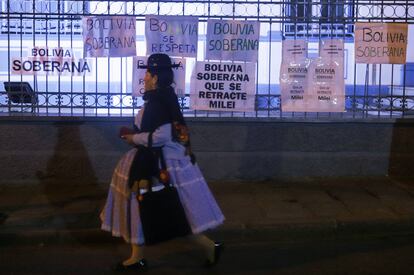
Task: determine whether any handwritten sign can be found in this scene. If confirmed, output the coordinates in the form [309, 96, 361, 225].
[145, 15, 198, 58]
[205, 19, 260, 62]
[280, 39, 310, 112]
[83, 16, 136, 57]
[132, 56, 186, 97]
[355, 22, 408, 64]
[190, 61, 256, 112]
[11, 46, 93, 75]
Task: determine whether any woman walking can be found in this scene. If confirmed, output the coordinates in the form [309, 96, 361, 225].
[100, 53, 225, 271]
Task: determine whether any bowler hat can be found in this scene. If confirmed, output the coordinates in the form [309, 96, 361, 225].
[138, 53, 180, 70]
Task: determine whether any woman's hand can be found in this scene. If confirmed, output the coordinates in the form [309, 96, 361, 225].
[122, 134, 135, 146]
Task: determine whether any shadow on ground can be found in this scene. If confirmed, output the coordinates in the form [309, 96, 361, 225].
[36, 121, 105, 243]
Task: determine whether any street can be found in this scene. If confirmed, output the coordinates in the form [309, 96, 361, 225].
[1, 234, 414, 275]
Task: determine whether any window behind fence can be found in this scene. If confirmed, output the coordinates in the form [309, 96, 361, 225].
[0, 0, 413, 118]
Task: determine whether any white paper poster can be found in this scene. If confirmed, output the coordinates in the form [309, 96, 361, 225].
[205, 19, 260, 62]
[190, 61, 256, 112]
[83, 16, 136, 57]
[145, 15, 198, 58]
[307, 39, 345, 112]
[280, 39, 310, 112]
[12, 46, 93, 75]
[407, 25, 414, 62]
[280, 39, 345, 112]
[132, 56, 186, 97]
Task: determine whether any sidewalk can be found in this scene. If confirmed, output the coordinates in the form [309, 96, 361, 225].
[1, 177, 414, 245]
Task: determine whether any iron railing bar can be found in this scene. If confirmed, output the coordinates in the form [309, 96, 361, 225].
[1, 0, 413, 118]
[107, 0, 110, 116]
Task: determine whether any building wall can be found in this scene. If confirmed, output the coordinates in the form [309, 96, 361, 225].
[0, 117, 413, 185]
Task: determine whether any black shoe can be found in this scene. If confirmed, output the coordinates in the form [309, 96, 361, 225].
[204, 242, 224, 267]
[114, 258, 148, 272]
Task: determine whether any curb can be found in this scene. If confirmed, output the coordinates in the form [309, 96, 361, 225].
[2, 218, 414, 246]
[0, 228, 112, 246]
[213, 218, 414, 244]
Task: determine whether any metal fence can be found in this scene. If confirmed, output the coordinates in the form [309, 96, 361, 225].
[0, 0, 413, 119]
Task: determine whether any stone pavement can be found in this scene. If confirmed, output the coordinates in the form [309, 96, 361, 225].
[1, 177, 414, 246]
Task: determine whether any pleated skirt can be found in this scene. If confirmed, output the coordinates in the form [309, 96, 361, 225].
[100, 148, 225, 245]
